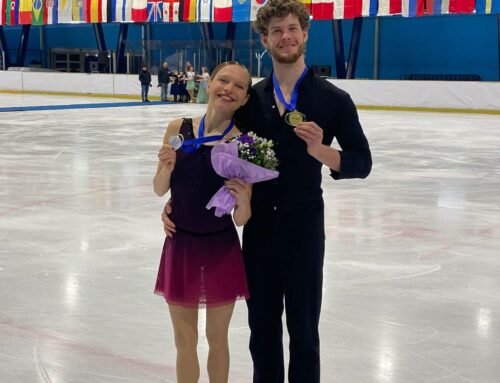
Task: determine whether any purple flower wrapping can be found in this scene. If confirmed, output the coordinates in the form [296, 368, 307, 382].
[206, 141, 279, 217]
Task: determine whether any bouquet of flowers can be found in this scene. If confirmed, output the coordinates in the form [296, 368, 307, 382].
[206, 132, 279, 217]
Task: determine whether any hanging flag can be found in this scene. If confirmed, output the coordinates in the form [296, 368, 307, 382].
[131, 0, 146, 20]
[45, 0, 58, 23]
[58, 0, 72, 22]
[448, 0, 473, 13]
[425, 0, 446, 15]
[214, 0, 231, 21]
[250, 0, 266, 20]
[232, 0, 249, 21]
[162, 0, 179, 21]
[402, 0, 424, 16]
[0, 0, 6, 25]
[378, 0, 400, 15]
[178, 0, 195, 21]
[72, 0, 85, 21]
[147, 0, 162, 20]
[85, 0, 102, 22]
[311, 0, 333, 20]
[6, 0, 19, 24]
[476, 0, 500, 14]
[197, 0, 212, 21]
[112, 0, 131, 21]
[334, 0, 361, 19]
[361, 0, 377, 16]
[19, 0, 32, 24]
[32, 0, 44, 24]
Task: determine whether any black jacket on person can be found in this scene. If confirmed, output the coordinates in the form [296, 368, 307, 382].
[139, 70, 152, 85]
[158, 68, 171, 84]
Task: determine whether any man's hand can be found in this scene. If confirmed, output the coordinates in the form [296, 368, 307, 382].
[161, 201, 176, 237]
[293, 121, 324, 158]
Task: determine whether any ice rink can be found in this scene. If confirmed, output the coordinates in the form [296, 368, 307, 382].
[1, 93, 499, 383]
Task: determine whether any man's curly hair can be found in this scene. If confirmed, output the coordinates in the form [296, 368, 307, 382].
[254, 0, 310, 36]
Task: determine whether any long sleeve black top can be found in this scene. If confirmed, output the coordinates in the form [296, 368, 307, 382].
[236, 68, 372, 212]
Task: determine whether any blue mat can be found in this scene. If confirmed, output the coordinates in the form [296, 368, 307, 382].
[0, 101, 168, 113]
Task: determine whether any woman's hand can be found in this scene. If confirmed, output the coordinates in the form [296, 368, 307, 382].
[158, 144, 176, 173]
[226, 178, 252, 207]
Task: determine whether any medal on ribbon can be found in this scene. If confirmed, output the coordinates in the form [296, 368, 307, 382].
[169, 116, 235, 153]
[273, 67, 308, 127]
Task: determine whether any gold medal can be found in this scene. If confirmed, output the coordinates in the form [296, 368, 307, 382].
[285, 110, 306, 127]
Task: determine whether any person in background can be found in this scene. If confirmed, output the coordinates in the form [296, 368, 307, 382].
[158, 62, 171, 102]
[139, 63, 152, 102]
[196, 66, 210, 104]
[185, 64, 196, 103]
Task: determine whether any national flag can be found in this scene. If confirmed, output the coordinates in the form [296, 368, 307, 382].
[250, 0, 266, 21]
[85, 0, 102, 22]
[402, 0, 424, 16]
[19, 0, 32, 24]
[32, 0, 44, 24]
[6, 0, 19, 24]
[475, 0, 500, 14]
[197, 0, 212, 21]
[334, 0, 362, 19]
[178, 0, 195, 21]
[0, 0, 6, 25]
[162, 0, 179, 21]
[232, 0, 249, 21]
[45, 0, 58, 23]
[361, 0, 377, 16]
[378, 0, 400, 15]
[147, 0, 162, 20]
[112, 0, 131, 20]
[448, 0, 473, 13]
[58, 0, 71, 22]
[131, 0, 146, 20]
[311, 0, 333, 20]
[72, 0, 85, 21]
[214, 0, 231, 21]
[425, 0, 447, 14]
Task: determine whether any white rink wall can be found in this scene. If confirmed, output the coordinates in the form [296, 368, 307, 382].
[1, 70, 500, 112]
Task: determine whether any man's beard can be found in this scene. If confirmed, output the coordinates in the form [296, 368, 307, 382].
[270, 42, 305, 64]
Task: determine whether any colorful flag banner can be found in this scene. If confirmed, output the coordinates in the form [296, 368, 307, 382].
[162, 0, 179, 21]
[197, 0, 212, 21]
[112, 0, 132, 21]
[0, 0, 6, 24]
[402, 0, 424, 17]
[147, 0, 162, 20]
[448, 0, 474, 13]
[311, 0, 333, 20]
[72, 0, 85, 21]
[19, 0, 32, 24]
[378, 0, 400, 15]
[476, 0, 500, 14]
[58, 0, 72, 22]
[232, 0, 249, 21]
[361, 0, 377, 16]
[32, 0, 44, 24]
[334, 0, 361, 19]
[131, 0, 146, 20]
[45, 0, 58, 23]
[250, 0, 266, 20]
[6, 0, 19, 24]
[214, 0, 231, 21]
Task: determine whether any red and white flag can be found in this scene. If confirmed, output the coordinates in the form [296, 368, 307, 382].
[163, 0, 179, 21]
[131, 0, 147, 20]
[311, 0, 333, 20]
[214, 0, 231, 21]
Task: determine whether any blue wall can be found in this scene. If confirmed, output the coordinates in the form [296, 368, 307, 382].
[2, 13, 499, 80]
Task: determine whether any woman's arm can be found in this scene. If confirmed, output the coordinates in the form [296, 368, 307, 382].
[153, 119, 183, 196]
